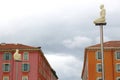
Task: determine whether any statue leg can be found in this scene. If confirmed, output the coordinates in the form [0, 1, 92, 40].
[94, 18, 105, 24]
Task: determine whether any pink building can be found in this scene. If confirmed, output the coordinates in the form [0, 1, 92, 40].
[0, 43, 58, 80]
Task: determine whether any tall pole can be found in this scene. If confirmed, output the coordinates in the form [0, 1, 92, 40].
[93, 4, 106, 80]
[100, 25, 105, 80]
[16, 62, 18, 80]
[13, 49, 22, 80]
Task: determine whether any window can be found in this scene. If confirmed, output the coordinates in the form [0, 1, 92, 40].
[22, 76, 28, 80]
[116, 77, 120, 80]
[3, 53, 12, 60]
[96, 51, 102, 59]
[2, 64, 10, 72]
[115, 52, 120, 60]
[116, 64, 120, 72]
[23, 52, 29, 60]
[97, 77, 102, 80]
[3, 76, 9, 80]
[22, 63, 30, 72]
[96, 63, 102, 72]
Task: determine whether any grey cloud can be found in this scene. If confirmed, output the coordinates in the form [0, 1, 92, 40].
[0, 1, 120, 80]
[45, 53, 82, 80]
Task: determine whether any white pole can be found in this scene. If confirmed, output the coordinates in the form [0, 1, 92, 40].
[100, 25, 105, 80]
[16, 62, 18, 80]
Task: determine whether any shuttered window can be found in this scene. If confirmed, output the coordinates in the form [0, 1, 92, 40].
[22, 76, 28, 80]
[115, 52, 120, 60]
[96, 77, 102, 80]
[116, 64, 120, 72]
[2, 64, 10, 72]
[22, 63, 30, 72]
[23, 52, 29, 60]
[3, 76, 9, 80]
[96, 63, 102, 72]
[116, 77, 120, 80]
[96, 51, 102, 60]
[3, 53, 12, 60]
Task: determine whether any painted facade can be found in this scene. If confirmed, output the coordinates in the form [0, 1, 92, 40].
[81, 41, 120, 80]
[0, 43, 58, 80]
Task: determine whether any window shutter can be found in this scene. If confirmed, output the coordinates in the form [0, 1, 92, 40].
[117, 64, 120, 72]
[22, 64, 24, 71]
[96, 52, 98, 59]
[116, 52, 118, 59]
[28, 64, 30, 71]
[2, 64, 5, 71]
[8, 64, 10, 71]
[9, 53, 12, 60]
[96, 64, 97, 72]
[3, 53, 6, 60]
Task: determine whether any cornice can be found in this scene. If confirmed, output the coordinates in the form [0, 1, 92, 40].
[0, 48, 40, 51]
[86, 47, 120, 50]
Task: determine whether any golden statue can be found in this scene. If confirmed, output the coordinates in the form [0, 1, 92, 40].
[13, 49, 21, 61]
[94, 4, 106, 24]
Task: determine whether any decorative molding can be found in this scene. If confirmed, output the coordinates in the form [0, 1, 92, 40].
[0, 48, 40, 51]
[86, 47, 120, 50]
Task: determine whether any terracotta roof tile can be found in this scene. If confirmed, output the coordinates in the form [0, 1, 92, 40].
[0, 43, 39, 50]
[88, 41, 120, 48]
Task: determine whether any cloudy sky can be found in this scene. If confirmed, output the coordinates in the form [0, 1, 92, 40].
[0, 0, 120, 80]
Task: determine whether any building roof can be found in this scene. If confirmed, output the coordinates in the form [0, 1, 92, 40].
[0, 43, 40, 50]
[86, 41, 120, 49]
[51, 69, 59, 79]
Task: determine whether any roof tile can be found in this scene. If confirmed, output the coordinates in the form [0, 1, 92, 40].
[0, 43, 39, 50]
[88, 41, 120, 48]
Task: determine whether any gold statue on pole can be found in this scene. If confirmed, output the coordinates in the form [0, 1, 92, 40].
[94, 4, 106, 25]
[13, 49, 21, 61]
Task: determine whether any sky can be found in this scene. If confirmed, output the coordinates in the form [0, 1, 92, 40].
[0, 0, 120, 80]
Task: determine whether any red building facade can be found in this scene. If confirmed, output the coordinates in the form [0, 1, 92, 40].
[0, 43, 58, 80]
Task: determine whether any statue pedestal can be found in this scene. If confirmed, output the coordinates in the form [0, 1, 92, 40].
[15, 60, 22, 62]
[95, 23, 107, 26]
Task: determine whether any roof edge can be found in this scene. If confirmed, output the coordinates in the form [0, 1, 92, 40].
[86, 47, 120, 50]
[0, 48, 40, 51]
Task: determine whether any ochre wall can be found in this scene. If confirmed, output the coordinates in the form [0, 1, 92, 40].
[87, 49, 116, 80]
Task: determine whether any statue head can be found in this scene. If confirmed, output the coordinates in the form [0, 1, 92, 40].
[16, 49, 19, 53]
[100, 4, 104, 9]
